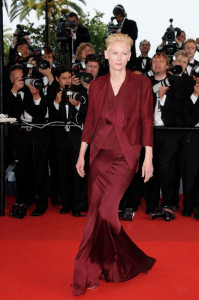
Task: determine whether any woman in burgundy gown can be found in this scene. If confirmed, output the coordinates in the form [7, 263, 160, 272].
[72, 33, 156, 296]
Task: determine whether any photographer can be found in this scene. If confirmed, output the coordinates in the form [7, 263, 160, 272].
[150, 51, 194, 212]
[156, 19, 184, 61]
[180, 66, 199, 218]
[72, 54, 101, 95]
[6, 65, 50, 218]
[66, 12, 90, 64]
[47, 66, 88, 216]
[110, 4, 137, 66]
[135, 40, 152, 73]
[8, 25, 32, 66]
[183, 39, 199, 76]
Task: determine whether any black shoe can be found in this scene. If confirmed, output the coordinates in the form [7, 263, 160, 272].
[194, 209, 199, 219]
[72, 210, 84, 217]
[182, 210, 192, 217]
[9, 203, 19, 217]
[60, 207, 69, 214]
[15, 205, 27, 219]
[30, 208, 46, 216]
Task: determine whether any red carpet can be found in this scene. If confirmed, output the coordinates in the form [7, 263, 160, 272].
[0, 196, 199, 300]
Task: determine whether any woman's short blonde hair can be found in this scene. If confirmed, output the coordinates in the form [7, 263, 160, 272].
[105, 33, 133, 51]
[75, 43, 95, 61]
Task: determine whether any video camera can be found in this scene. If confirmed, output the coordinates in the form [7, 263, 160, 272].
[106, 17, 122, 37]
[14, 24, 30, 43]
[56, 17, 76, 41]
[162, 19, 181, 58]
[162, 19, 181, 43]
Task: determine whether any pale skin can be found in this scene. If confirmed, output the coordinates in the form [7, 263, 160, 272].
[76, 40, 153, 183]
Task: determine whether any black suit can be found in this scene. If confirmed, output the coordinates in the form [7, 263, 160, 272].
[48, 81, 88, 211]
[135, 56, 152, 73]
[6, 88, 49, 209]
[180, 84, 199, 212]
[121, 18, 138, 66]
[185, 59, 199, 76]
[152, 73, 194, 208]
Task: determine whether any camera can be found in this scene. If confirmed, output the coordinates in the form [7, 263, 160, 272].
[14, 24, 30, 43]
[106, 17, 122, 37]
[56, 17, 76, 41]
[28, 49, 50, 70]
[72, 62, 86, 75]
[152, 67, 182, 93]
[61, 85, 85, 105]
[75, 72, 94, 84]
[162, 19, 181, 43]
[152, 207, 176, 221]
[24, 77, 43, 90]
[119, 208, 134, 221]
[162, 19, 181, 58]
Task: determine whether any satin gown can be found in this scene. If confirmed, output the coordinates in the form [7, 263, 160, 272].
[72, 81, 156, 296]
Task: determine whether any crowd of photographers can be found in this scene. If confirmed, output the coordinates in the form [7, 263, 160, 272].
[3, 4, 199, 221]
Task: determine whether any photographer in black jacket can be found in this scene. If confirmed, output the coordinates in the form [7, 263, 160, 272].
[6, 65, 49, 218]
[47, 66, 87, 216]
[67, 12, 90, 64]
[112, 4, 138, 66]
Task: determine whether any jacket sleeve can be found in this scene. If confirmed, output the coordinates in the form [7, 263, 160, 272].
[81, 80, 96, 143]
[141, 77, 154, 147]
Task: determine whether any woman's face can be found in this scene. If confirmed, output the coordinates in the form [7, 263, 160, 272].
[104, 41, 131, 72]
[81, 46, 93, 60]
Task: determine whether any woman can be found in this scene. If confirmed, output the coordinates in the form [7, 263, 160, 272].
[72, 33, 156, 296]
[75, 42, 95, 63]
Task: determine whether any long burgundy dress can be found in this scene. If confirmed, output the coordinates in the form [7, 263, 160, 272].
[72, 80, 156, 296]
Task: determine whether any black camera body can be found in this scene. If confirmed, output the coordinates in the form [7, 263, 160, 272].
[56, 17, 76, 41]
[28, 49, 50, 70]
[107, 17, 122, 37]
[119, 208, 134, 221]
[14, 24, 30, 43]
[162, 19, 181, 43]
[152, 207, 176, 221]
[75, 72, 94, 84]
[61, 85, 85, 105]
[72, 62, 86, 75]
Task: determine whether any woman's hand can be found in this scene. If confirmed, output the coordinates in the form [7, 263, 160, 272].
[76, 156, 85, 177]
[142, 146, 153, 183]
[142, 158, 153, 183]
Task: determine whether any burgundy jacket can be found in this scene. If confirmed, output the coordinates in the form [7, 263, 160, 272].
[81, 69, 154, 169]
